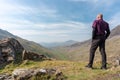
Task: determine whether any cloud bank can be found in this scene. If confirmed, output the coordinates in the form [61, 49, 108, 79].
[0, 0, 119, 42]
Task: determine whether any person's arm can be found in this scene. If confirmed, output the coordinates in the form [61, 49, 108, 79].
[92, 20, 97, 39]
[105, 24, 110, 39]
[92, 27, 96, 39]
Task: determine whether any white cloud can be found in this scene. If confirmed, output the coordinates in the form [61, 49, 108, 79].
[1, 20, 89, 34]
[35, 21, 88, 30]
[0, 19, 89, 30]
[0, 1, 31, 15]
[69, 0, 116, 7]
[69, 0, 86, 2]
[0, 0, 60, 31]
[0, 19, 35, 30]
[0, 0, 91, 42]
[69, 0, 114, 3]
[0, 0, 59, 18]
[37, 4, 58, 18]
[0, 19, 90, 42]
[8, 29, 71, 42]
[9, 29, 69, 36]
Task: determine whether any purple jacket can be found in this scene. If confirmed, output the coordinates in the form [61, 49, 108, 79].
[92, 19, 110, 39]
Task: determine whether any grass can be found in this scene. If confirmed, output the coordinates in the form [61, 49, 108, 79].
[0, 60, 120, 80]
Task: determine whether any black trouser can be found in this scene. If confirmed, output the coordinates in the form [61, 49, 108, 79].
[88, 36, 107, 68]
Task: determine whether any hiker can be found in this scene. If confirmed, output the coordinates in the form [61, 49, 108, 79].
[86, 14, 110, 69]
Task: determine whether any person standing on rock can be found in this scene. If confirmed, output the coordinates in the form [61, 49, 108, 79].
[86, 14, 110, 69]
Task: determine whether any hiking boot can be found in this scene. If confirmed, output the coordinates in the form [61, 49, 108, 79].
[101, 67, 107, 70]
[85, 65, 93, 69]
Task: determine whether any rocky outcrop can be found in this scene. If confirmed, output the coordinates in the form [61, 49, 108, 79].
[0, 68, 65, 80]
[0, 38, 24, 63]
[0, 38, 50, 64]
[12, 68, 65, 80]
[0, 74, 12, 80]
[22, 50, 48, 61]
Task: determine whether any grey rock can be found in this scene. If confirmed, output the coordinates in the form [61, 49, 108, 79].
[0, 38, 48, 64]
[12, 68, 65, 80]
[22, 50, 48, 61]
[0, 38, 24, 64]
[113, 59, 120, 67]
[0, 74, 12, 80]
[12, 68, 33, 80]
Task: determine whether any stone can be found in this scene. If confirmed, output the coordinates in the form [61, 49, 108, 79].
[0, 73, 12, 80]
[0, 38, 48, 64]
[0, 38, 24, 64]
[0, 68, 65, 80]
[22, 50, 47, 61]
[12, 68, 33, 80]
[114, 59, 120, 67]
[12, 68, 65, 80]
[39, 69, 47, 73]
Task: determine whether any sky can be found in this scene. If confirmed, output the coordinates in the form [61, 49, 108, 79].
[0, 0, 120, 43]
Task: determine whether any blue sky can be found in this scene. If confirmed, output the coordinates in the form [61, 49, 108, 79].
[0, 0, 120, 43]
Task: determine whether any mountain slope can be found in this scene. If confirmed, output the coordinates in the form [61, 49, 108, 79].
[52, 25, 120, 61]
[0, 29, 15, 39]
[0, 29, 57, 58]
[109, 25, 120, 38]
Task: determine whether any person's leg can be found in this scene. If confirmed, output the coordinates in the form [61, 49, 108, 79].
[99, 39, 107, 69]
[87, 39, 99, 67]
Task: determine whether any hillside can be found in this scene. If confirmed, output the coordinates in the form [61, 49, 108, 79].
[52, 25, 120, 61]
[109, 25, 120, 38]
[0, 29, 57, 58]
[0, 26, 120, 80]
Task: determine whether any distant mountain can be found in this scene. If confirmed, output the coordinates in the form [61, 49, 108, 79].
[40, 40, 78, 48]
[52, 25, 120, 61]
[0, 29, 57, 58]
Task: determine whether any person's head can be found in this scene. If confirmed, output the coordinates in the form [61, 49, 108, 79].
[96, 14, 103, 20]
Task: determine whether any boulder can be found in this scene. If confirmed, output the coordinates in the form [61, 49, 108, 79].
[0, 38, 49, 64]
[12, 68, 65, 80]
[22, 50, 48, 61]
[12, 68, 33, 80]
[0, 38, 24, 63]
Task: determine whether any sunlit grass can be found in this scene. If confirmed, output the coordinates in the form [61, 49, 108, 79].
[0, 60, 120, 80]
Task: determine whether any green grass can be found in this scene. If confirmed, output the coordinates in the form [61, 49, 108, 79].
[0, 60, 120, 80]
